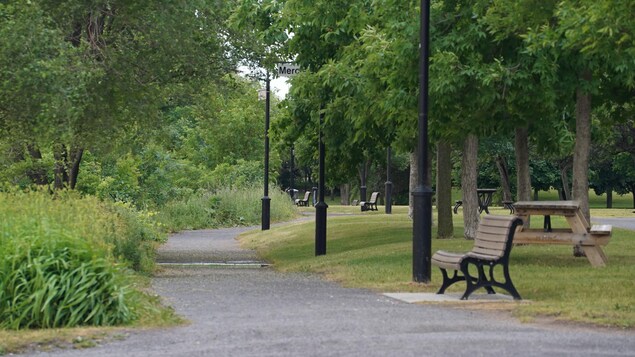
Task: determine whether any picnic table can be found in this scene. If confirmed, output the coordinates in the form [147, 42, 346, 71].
[513, 200, 612, 267]
[453, 188, 497, 214]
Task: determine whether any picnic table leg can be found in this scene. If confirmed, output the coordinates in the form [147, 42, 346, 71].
[581, 246, 607, 267]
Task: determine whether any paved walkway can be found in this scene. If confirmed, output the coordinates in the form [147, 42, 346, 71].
[33, 222, 635, 357]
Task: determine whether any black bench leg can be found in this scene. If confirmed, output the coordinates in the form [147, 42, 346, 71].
[460, 262, 495, 300]
[437, 269, 465, 294]
[501, 264, 522, 300]
[460, 263, 478, 300]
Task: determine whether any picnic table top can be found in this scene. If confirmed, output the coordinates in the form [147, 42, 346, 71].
[514, 200, 581, 211]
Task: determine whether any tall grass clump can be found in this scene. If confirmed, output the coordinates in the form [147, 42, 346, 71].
[0, 189, 165, 329]
[156, 186, 297, 231]
[0, 234, 133, 329]
[215, 186, 298, 224]
[0, 189, 165, 273]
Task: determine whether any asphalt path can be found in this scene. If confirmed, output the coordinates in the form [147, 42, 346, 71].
[32, 220, 635, 357]
[591, 216, 635, 231]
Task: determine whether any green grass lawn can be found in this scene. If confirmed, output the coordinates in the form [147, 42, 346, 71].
[240, 205, 635, 329]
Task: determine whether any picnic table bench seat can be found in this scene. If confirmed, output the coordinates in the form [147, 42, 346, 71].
[360, 192, 379, 212]
[431, 215, 524, 300]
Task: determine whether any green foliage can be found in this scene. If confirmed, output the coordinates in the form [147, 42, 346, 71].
[0, 189, 164, 274]
[209, 160, 264, 190]
[0, 190, 166, 329]
[96, 154, 142, 204]
[0, 237, 133, 329]
[156, 187, 297, 232]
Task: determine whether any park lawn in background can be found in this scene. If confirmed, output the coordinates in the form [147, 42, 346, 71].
[239, 207, 635, 329]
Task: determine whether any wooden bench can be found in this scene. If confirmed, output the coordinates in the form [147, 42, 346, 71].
[294, 191, 311, 206]
[360, 192, 379, 212]
[431, 215, 524, 300]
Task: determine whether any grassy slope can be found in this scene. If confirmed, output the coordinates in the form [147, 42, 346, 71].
[240, 202, 635, 329]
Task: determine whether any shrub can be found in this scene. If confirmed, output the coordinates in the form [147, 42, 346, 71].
[0, 189, 166, 329]
[0, 234, 133, 329]
[154, 193, 220, 231]
[156, 186, 297, 231]
[0, 189, 164, 273]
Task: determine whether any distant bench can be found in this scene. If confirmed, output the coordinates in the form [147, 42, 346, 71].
[294, 191, 311, 206]
[360, 192, 379, 212]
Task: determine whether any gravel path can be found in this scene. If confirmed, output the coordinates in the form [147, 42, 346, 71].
[31, 224, 635, 357]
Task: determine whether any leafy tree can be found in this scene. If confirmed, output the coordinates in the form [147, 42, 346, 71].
[1, 0, 241, 190]
[523, 0, 635, 222]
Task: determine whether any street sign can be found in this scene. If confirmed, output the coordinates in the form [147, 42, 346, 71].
[277, 63, 301, 77]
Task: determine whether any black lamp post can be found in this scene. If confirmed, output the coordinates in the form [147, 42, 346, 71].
[315, 108, 327, 256]
[289, 146, 295, 200]
[385, 146, 393, 214]
[412, 0, 433, 282]
[261, 77, 271, 231]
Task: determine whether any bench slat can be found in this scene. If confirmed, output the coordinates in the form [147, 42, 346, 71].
[431, 250, 465, 270]
[473, 240, 506, 252]
[467, 251, 501, 261]
[475, 232, 508, 243]
[479, 223, 511, 233]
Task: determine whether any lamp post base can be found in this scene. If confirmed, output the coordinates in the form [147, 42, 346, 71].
[315, 201, 328, 255]
[261, 196, 271, 230]
[412, 186, 433, 282]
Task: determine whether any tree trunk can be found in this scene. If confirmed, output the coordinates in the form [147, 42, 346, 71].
[495, 154, 512, 201]
[560, 160, 572, 200]
[358, 161, 369, 202]
[515, 127, 531, 201]
[515, 127, 532, 228]
[408, 151, 418, 218]
[572, 70, 592, 256]
[26, 144, 49, 185]
[606, 188, 613, 208]
[436, 141, 453, 238]
[461, 134, 479, 240]
[53, 144, 69, 190]
[340, 184, 350, 205]
[68, 147, 84, 189]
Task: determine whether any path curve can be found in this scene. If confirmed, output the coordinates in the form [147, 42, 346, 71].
[32, 225, 635, 357]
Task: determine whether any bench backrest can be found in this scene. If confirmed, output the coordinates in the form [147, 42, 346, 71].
[369, 192, 379, 203]
[302, 191, 310, 201]
[472, 215, 523, 259]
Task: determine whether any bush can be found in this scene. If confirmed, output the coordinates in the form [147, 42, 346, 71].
[156, 186, 297, 232]
[0, 189, 164, 274]
[106, 202, 165, 273]
[0, 189, 166, 329]
[0, 234, 133, 329]
[155, 193, 220, 231]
